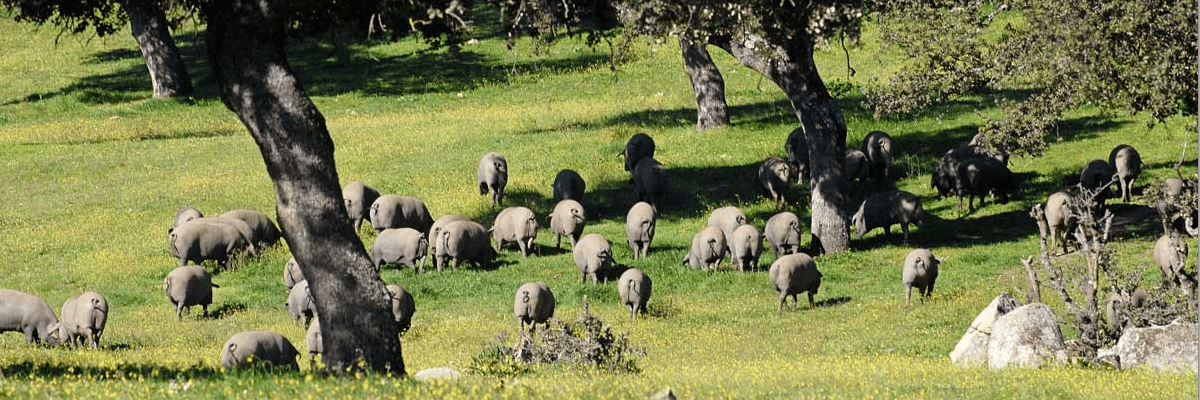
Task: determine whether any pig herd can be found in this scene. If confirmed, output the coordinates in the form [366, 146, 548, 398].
[1, 128, 1186, 373]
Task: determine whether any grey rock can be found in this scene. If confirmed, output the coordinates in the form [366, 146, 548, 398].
[986, 303, 1067, 369]
[414, 367, 461, 381]
[949, 293, 1021, 367]
[1101, 320, 1197, 373]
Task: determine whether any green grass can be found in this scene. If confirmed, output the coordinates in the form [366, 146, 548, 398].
[0, 12, 1197, 399]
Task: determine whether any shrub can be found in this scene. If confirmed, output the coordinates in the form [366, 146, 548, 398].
[468, 297, 645, 377]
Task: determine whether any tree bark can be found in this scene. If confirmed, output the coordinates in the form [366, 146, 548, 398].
[679, 36, 729, 131]
[711, 33, 850, 254]
[124, 0, 194, 98]
[204, 0, 404, 374]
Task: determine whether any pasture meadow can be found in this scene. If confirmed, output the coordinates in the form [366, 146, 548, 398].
[0, 11, 1197, 399]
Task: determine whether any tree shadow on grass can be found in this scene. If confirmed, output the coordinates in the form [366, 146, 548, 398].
[815, 296, 852, 308]
[851, 209, 1038, 251]
[5, 29, 611, 109]
[0, 361, 222, 380]
[208, 302, 248, 320]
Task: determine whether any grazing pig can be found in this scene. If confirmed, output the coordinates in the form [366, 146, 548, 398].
[191, 217, 258, 255]
[955, 156, 1016, 212]
[514, 282, 555, 331]
[844, 148, 870, 189]
[371, 228, 429, 273]
[574, 234, 614, 285]
[478, 152, 509, 208]
[436, 220, 495, 270]
[305, 318, 322, 364]
[172, 206, 203, 231]
[286, 280, 316, 326]
[342, 181, 381, 233]
[769, 253, 822, 315]
[784, 127, 809, 186]
[492, 206, 539, 257]
[221, 330, 300, 370]
[618, 268, 652, 320]
[758, 157, 792, 210]
[861, 130, 894, 187]
[283, 257, 305, 291]
[729, 224, 764, 272]
[386, 284, 416, 334]
[1108, 145, 1142, 202]
[764, 212, 803, 259]
[428, 214, 470, 256]
[1079, 159, 1115, 204]
[370, 195, 434, 235]
[683, 226, 727, 271]
[1154, 233, 1190, 288]
[632, 157, 667, 207]
[552, 169, 586, 202]
[625, 202, 657, 260]
[621, 133, 656, 172]
[707, 206, 747, 247]
[55, 291, 108, 349]
[0, 289, 59, 345]
[931, 146, 973, 198]
[852, 190, 925, 242]
[1044, 191, 1077, 255]
[902, 249, 940, 306]
[169, 218, 253, 269]
[220, 209, 281, 248]
[163, 265, 218, 319]
[547, 200, 586, 249]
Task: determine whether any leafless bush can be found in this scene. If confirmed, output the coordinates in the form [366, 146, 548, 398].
[1028, 177, 1196, 360]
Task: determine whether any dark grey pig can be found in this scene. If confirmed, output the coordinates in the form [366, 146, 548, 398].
[574, 233, 613, 285]
[514, 282, 555, 331]
[769, 253, 822, 315]
[764, 211, 803, 259]
[852, 190, 925, 242]
[221, 330, 300, 370]
[55, 291, 108, 349]
[370, 195, 434, 234]
[478, 152, 509, 208]
[548, 199, 586, 249]
[163, 265, 218, 319]
[618, 268, 652, 320]
[758, 157, 792, 210]
[492, 206, 539, 257]
[371, 228, 429, 273]
[625, 202, 657, 260]
[436, 220, 495, 271]
[621, 133, 656, 172]
[342, 181, 381, 233]
[552, 169, 586, 202]
[0, 289, 59, 345]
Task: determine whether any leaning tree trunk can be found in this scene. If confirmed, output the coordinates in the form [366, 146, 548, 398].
[679, 37, 729, 131]
[205, 0, 403, 374]
[712, 34, 850, 254]
[124, 0, 194, 98]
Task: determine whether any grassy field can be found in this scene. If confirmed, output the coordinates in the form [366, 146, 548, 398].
[0, 11, 1197, 399]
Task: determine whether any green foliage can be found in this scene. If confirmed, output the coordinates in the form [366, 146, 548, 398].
[870, 0, 1198, 157]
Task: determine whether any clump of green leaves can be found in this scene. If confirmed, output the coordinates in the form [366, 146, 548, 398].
[870, 0, 1198, 157]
